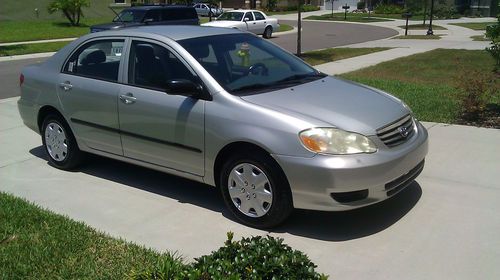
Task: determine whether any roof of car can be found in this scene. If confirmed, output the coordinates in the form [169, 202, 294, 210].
[92, 25, 244, 41]
[125, 5, 193, 10]
[224, 9, 263, 13]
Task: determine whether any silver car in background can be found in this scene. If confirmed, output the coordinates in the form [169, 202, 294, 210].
[193, 3, 223, 17]
[18, 26, 428, 228]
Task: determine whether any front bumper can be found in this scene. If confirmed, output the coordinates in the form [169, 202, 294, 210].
[273, 121, 428, 211]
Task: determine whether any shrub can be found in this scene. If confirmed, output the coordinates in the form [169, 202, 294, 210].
[433, 6, 460, 19]
[374, 4, 404, 14]
[357, 2, 366, 10]
[456, 70, 498, 122]
[268, 4, 320, 12]
[486, 16, 500, 72]
[130, 232, 328, 280]
[193, 232, 328, 280]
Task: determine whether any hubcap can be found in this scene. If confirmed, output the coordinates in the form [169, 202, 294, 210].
[228, 163, 273, 218]
[44, 122, 68, 162]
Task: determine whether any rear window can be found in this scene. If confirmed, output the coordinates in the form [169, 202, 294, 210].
[162, 8, 197, 20]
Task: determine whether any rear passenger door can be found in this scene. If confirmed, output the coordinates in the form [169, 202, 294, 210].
[58, 38, 125, 155]
[253, 11, 267, 34]
[117, 39, 205, 176]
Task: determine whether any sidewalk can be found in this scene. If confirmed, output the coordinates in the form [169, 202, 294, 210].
[0, 38, 76, 47]
[311, 16, 493, 75]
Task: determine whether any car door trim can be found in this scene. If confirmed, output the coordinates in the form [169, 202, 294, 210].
[70, 118, 202, 153]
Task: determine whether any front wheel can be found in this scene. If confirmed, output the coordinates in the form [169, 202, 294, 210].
[219, 152, 293, 228]
[41, 114, 84, 170]
[263, 26, 273, 39]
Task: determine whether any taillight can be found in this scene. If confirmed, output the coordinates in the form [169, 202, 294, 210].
[19, 73, 24, 87]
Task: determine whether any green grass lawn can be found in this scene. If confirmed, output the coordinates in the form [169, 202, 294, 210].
[277, 23, 294, 32]
[470, 35, 489, 41]
[0, 192, 173, 279]
[305, 13, 393, 22]
[301, 47, 391, 65]
[0, 17, 111, 43]
[0, 41, 70, 57]
[398, 24, 447, 30]
[392, 35, 442, 39]
[449, 22, 496, 30]
[341, 49, 499, 123]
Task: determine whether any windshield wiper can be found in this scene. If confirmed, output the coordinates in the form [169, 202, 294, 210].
[273, 73, 326, 85]
[231, 73, 326, 94]
[231, 83, 271, 93]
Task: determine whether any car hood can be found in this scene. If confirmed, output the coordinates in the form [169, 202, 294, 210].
[240, 76, 408, 135]
[90, 22, 141, 31]
[202, 21, 239, 27]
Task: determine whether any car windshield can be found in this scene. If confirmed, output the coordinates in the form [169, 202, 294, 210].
[217, 12, 243, 21]
[179, 34, 325, 95]
[113, 10, 146, 23]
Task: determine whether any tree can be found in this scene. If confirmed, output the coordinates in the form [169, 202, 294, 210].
[47, 0, 90, 26]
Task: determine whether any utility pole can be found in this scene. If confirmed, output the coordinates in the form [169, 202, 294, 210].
[297, 0, 302, 56]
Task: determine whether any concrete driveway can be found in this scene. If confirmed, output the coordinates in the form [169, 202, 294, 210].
[1, 96, 499, 279]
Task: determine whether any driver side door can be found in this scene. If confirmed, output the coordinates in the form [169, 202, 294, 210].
[118, 39, 205, 176]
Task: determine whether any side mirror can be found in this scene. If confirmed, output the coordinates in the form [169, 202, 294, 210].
[244, 17, 250, 22]
[143, 18, 154, 24]
[166, 79, 203, 98]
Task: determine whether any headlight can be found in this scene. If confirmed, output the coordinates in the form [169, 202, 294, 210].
[299, 128, 377, 155]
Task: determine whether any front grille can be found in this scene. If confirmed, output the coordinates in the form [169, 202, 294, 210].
[385, 160, 425, 197]
[377, 115, 415, 147]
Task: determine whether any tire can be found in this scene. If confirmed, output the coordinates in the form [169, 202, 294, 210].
[263, 26, 273, 39]
[41, 114, 84, 170]
[219, 151, 293, 228]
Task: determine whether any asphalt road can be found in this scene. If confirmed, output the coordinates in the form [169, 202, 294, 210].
[274, 20, 397, 53]
[0, 20, 397, 100]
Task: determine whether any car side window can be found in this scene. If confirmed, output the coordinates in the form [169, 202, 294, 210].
[244, 12, 254, 21]
[63, 39, 124, 82]
[128, 41, 198, 91]
[144, 9, 161, 22]
[253, 12, 265, 21]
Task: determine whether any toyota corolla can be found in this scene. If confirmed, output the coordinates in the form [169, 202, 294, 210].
[18, 26, 428, 228]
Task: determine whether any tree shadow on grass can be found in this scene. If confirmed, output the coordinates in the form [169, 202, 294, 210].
[30, 146, 422, 241]
[51, 22, 90, 28]
[0, 45, 27, 56]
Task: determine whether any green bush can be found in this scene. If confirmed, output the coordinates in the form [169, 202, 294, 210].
[270, 4, 320, 12]
[433, 5, 460, 19]
[374, 4, 404, 14]
[486, 16, 500, 72]
[130, 232, 328, 280]
[456, 70, 498, 122]
[357, 2, 366, 10]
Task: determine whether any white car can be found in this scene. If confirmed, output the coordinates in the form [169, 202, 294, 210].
[202, 10, 280, 39]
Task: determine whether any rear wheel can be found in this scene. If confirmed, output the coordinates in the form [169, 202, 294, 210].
[219, 151, 293, 228]
[41, 114, 84, 170]
[263, 26, 273, 39]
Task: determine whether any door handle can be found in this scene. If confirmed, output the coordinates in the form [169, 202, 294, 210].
[59, 82, 73, 91]
[119, 93, 137, 104]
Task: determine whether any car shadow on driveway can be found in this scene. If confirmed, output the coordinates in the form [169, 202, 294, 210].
[30, 146, 422, 242]
[275, 182, 422, 241]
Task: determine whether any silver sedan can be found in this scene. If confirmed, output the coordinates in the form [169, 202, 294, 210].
[18, 26, 428, 228]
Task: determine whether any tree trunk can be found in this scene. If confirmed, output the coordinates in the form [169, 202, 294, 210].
[63, 9, 76, 26]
